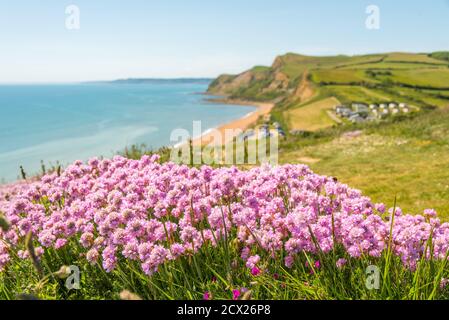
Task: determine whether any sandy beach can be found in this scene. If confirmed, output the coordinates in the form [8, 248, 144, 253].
[192, 97, 275, 146]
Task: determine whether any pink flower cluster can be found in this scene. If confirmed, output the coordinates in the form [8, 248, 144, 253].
[0, 155, 448, 273]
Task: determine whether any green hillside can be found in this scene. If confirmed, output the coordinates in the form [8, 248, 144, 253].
[208, 51, 449, 217]
[208, 51, 449, 106]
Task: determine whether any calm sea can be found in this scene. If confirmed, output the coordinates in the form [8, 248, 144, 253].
[0, 81, 255, 182]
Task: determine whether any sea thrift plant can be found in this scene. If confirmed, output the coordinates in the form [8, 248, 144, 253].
[0, 154, 448, 299]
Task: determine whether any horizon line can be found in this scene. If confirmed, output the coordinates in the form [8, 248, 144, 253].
[0, 77, 216, 86]
[1, 49, 447, 85]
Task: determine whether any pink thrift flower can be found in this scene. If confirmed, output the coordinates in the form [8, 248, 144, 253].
[375, 203, 386, 214]
[285, 256, 294, 268]
[86, 248, 99, 265]
[232, 289, 241, 300]
[245, 255, 260, 269]
[55, 238, 68, 249]
[424, 209, 437, 219]
[240, 247, 250, 261]
[251, 267, 261, 276]
[336, 258, 347, 269]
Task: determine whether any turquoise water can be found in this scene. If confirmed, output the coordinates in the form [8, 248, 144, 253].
[0, 82, 255, 182]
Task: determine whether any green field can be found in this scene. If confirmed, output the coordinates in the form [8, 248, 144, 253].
[382, 69, 449, 88]
[340, 62, 442, 70]
[383, 52, 448, 64]
[311, 69, 376, 84]
[286, 97, 340, 131]
[324, 85, 392, 104]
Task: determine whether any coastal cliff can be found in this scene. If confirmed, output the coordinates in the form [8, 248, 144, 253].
[206, 53, 320, 104]
[207, 51, 449, 107]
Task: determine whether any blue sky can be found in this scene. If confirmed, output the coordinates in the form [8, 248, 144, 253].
[0, 0, 448, 83]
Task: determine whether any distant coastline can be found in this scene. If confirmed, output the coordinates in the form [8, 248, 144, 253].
[86, 78, 214, 85]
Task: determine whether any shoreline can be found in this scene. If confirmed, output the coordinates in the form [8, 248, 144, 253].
[192, 96, 275, 146]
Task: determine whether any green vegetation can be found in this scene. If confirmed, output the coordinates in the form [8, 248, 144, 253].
[208, 51, 449, 107]
[286, 97, 340, 131]
[379, 69, 449, 89]
[279, 108, 449, 217]
[2, 229, 449, 300]
[4, 51, 449, 300]
[208, 51, 449, 218]
[311, 69, 375, 85]
[383, 52, 448, 64]
[324, 86, 392, 104]
[430, 51, 449, 62]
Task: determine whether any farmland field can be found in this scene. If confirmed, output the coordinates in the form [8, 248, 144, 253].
[340, 62, 443, 70]
[311, 69, 376, 84]
[324, 85, 392, 104]
[383, 52, 448, 64]
[285, 97, 340, 131]
[383, 69, 449, 88]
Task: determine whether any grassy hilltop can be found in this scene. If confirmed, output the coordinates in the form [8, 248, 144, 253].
[208, 52, 449, 217]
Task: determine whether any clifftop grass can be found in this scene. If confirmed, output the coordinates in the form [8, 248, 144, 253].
[279, 108, 449, 218]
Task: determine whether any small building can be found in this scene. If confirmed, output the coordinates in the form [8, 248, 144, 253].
[369, 104, 379, 110]
[342, 110, 352, 118]
[380, 104, 387, 109]
[336, 105, 352, 118]
[399, 103, 407, 108]
[402, 108, 410, 113]
[391, 108, 400, 115]
[389, 103, 398, 109]
[335, 105, 351, 114]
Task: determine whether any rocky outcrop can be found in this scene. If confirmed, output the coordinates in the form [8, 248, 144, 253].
[207, 53, 312, 103]
[293, 71, 315, 102]
[208, 55, 289, 98]
[265, 71, 289, 91]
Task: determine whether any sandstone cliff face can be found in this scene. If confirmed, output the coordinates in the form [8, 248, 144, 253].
[265, 71, 289, 91]
[207, 54, 314, 104]
[293, 71, 315, 102]
[208, 70, 262, 95]
[272, 56, 284, 70]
